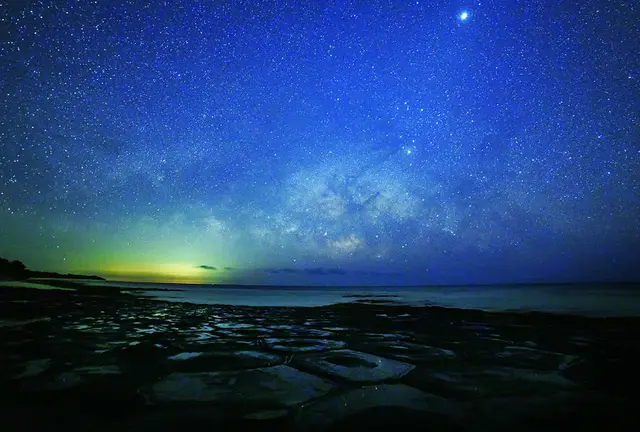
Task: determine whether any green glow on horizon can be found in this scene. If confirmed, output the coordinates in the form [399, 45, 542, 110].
[0, 211, 243, 283]
[95, 262, 216, 283]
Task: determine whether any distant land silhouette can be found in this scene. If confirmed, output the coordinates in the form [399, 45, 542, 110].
[0, 257, 105, 281]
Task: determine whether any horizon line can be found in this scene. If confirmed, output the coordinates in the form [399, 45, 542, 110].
[92, 279, 640, 288]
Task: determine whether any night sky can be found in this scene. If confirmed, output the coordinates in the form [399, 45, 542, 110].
[1, 0, 638, 285]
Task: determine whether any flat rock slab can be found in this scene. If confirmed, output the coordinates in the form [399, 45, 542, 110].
[495, 346, 576, 370]
[464, 390, 639, 432]
[265, 338, 345, 352]
[12, 358, 50, 379]
[215, 322, 255, 329]
[186, 333, 220, 343]
[294, 384, 460, 431]
[559, 356, 640, 399]
[0, 317, 51, 328]
[74, 365, 121, 375]
[358, 341, 456, 363]
[21, 372, 84, 392]
[19, 364, 124, 392]
[147, 365, 334, 406]
[168, 352, 203, 361]
[167, 350, 282, 372]
[295, 349, 414, 383]
[112, 406, 291, 431]
[406, 366, 575, 400]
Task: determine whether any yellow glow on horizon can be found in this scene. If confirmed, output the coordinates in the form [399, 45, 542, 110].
[94, 262, 217, 283]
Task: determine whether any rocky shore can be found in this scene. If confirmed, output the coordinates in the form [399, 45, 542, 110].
[1, 284, 638, 431]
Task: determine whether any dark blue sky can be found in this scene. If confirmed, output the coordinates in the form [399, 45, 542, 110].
[1, 0, 638, 285]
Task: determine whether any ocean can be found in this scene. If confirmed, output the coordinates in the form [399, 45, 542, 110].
[82, 281, 640, 317]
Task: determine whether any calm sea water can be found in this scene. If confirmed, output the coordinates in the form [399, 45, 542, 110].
[82, 281, 640, 317]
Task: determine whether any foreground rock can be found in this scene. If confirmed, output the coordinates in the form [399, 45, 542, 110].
[294, 384, 462, 431]
[147, 365, 334, 406]
[294, 349, 414, 383]
[0, 285, 638, 431]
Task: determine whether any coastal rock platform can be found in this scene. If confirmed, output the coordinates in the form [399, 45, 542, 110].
[1, 285, 639, 431]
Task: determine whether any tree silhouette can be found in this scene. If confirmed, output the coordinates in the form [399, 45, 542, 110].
[0, 258, 28, 279]
[0, 257, 104, 280]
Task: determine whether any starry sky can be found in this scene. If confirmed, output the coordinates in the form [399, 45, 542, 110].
[1, 0, 638, 285]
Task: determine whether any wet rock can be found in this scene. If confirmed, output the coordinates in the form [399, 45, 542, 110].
[406, 366, 575, 400]
[216, 329, 244, 337]
[299, 328, 334, 338]
[295, 349, 414, 383]
[167, 350, 281, 372]
[168, 352, 203, 361]
[121, 341, 167, 358]
[464, 390, 639, 432]
[2, 284, 640, 431]
[147, 365, 334, 406]
[0, 317, 51, 328]
[327, 407, 460, 431]
[243, 409, 289, 420]
[114, 406, 289, 431]
[560, 355, 640, 399]
[495, 346, 576, 370]
[21, 371, 83, 392]
[99, 340, 128, 348]
[460, 323, 495, 334]
[74, 365, 121, 374]
[268, 324, 298, 330]
[323, 327, 351, 332]
[187, 332, 219, 343]
[294, 384, 460, 431]
[569, 336, 592, 347]
[483, 367, 576, 387]
[216, 322, 255, 329]
[358, 341, 456, 363]
[361, 332, 412, 341]
[13, 358, 50, 379]
[265, 338, 345, 352]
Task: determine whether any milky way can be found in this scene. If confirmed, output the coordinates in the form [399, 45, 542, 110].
[1, 1, 638, 284]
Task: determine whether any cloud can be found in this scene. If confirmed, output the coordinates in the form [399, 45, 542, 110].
[280, 268, 299, 273]
[304, 268, 326, 275]
[223, 266, 234, 271]
[261, 267, 349, 276]
[198, 265, 217, 270]
[263, 267, 300, 274]
[325, 268, 348, 275]
[304, 267, 348, 275]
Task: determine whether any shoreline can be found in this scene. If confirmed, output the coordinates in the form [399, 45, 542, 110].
[5, 278, 640, 318]
[2, 280, 640, 319]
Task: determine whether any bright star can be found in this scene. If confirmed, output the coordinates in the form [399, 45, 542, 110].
[459, 11, 469, 21]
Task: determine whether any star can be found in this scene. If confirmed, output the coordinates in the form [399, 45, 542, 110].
[458, 11, 470, 22]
